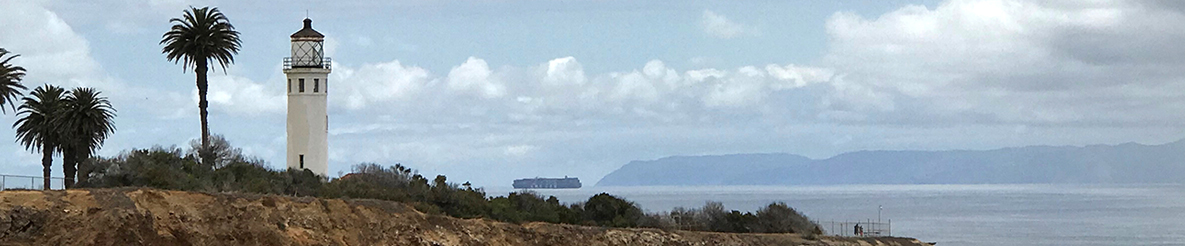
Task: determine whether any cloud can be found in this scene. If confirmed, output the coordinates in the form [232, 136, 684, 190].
[331, 60, 432, 110]
[43, 0, 201, 35]
[504, 144, 537, 157]
[701, 10, 753, 39]
[202, 74, 285, 115]
[820, 0, 1185, 126]
[0, 1, 100, 85]
[324, 54, 839, 126]
[541, 57, 586, 86]
[447, 57, 506, 99]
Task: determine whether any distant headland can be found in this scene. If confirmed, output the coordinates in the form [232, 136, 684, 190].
[597, 140, 1185, 186]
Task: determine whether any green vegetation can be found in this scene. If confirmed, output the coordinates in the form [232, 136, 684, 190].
[160, 6, 242, 164]
[59, 88, 117, 188]
[14, 85, 65, 190]
[0, 48, 27, 112]
[649, 201, 822, 234]
[14, 85, 117, 189]
[77, 136, 821, 235]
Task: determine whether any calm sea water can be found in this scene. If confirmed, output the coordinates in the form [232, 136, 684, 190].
[487, 184, 1185, 246]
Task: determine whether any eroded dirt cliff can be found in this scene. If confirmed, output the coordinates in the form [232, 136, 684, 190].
[0, 188, 931, 246]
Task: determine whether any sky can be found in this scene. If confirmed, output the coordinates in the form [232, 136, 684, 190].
[3, 0, 1185, 187]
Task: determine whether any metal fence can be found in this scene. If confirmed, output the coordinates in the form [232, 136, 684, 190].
[0, 174, 65, 190]
[816, 220, 891, 237]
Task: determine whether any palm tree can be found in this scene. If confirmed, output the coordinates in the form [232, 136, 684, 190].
[14, 85, 67, 190]
[160, 6, 241, 165]
[59, 88, 116, 188]
[0, 48, 28, 112]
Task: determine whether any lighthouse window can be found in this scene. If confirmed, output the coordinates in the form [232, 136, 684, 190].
[314, 79, 319, 92]
[299, 154, 305, 169]
[287, 79, 291, 93]
[299, 79, 305, 93]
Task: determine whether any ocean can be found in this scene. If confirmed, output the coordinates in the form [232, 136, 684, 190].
[488, 184, 1185, 246]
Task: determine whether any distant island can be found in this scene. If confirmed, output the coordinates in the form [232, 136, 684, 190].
[596, 140, 1185, 186]
[513, 177, 582, 189]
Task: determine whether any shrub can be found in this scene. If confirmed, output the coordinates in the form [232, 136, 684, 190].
[78, 138, 820, 235]
[754, 202, 818, 234]
[80, 146, 203, 190]
[582, 193, 643, 228]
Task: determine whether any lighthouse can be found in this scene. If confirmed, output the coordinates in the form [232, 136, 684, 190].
[284, 18, 330, 176]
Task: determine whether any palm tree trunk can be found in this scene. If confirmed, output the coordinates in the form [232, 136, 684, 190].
[41, 144, 53, 190]
[196, 60, 211, 166]
[76, 149, 91, 187]
[62, 147, 76, 189]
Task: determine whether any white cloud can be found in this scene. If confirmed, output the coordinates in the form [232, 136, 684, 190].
[609, 71, 661, 104]
[701, 10, 753, 39]
[703, 66, 768, 108]
[202, 74, 285, 115]
[446, 57, 505, 99]
[541, 56, 586, 86]
[765, 64, 833, 89]
[0, 1, 100, 85]
[504, 144, 537, 157]
[331, 60, 432, 110]
[320, 55, 843, 125]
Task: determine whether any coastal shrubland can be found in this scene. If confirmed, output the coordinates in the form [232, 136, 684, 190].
[75, 135, 820, 235]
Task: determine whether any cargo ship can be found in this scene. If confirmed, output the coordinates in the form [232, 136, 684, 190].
[512, 177, 582, 189]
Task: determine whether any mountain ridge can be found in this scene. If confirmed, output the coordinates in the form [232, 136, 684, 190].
[596, 139, 1185, 186]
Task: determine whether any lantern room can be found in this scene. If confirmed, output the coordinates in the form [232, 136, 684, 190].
[286, 18, 329, 69]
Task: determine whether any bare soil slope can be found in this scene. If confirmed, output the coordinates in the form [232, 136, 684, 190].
[0, 188, 931, 246]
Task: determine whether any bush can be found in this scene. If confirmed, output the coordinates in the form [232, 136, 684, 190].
[80, 146, 204, 190]
[668, 206, 706, 231]
[78, 137, 819, 235]
[320, 163, 424, 202]
[582, 193, 644, 228]
[650, 201, 822, 235]
[754, 202, 818, 234]
[486, 191, 579, 224]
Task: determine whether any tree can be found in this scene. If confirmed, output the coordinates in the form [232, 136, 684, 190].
[160, 6, 241, 165]
[0, 48, 27, 112]
[582, 193, 643, 227]
[700, 201, 729, 232]
[188, 134, 245, 169]
[754, 202, 819, 234]
[13, 85, 67, 190]
[59, 87, 116, 188]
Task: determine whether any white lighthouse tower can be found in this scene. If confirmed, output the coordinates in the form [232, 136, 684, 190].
[284, 18, 330, 176]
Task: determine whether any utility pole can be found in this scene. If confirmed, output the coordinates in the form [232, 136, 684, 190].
[878, 205, 882, 223]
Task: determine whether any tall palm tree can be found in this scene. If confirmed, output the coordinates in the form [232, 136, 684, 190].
[0, 48, 28, 112]
[160, 6, 241, 165]
[14, 85, 67, 190]
[60, 88, 116, 188]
